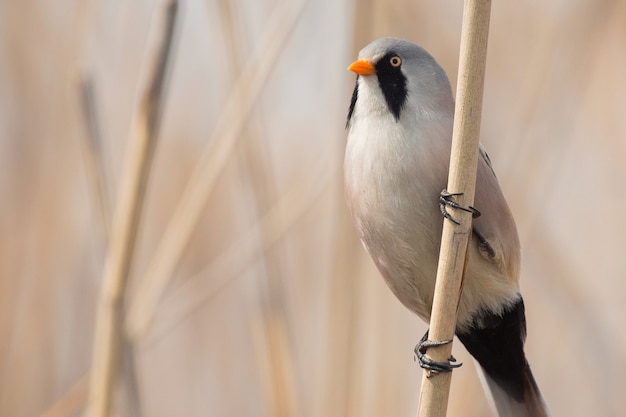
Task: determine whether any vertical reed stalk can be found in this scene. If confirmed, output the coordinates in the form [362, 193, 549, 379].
[417, 1, 491, 416]
[86, 2, 180, 416]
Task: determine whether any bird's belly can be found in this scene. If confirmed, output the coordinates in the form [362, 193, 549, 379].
[344, 136, 447, 321]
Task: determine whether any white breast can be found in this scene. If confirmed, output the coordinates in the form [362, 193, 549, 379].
[344, 93, 454, 321]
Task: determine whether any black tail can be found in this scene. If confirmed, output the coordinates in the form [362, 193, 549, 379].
[477, 360, 550, 417]
[457, 298, 551, 417]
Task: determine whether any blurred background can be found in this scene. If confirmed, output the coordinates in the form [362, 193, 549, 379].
[1, 0, 626, 416]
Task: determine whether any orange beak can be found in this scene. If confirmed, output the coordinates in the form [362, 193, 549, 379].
[348, 59, 376, 75]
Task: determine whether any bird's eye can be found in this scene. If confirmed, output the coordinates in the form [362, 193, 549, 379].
[390, 56, 402, 67]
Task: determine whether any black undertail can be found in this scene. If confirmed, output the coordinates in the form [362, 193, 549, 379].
[456, 298, 529, 401]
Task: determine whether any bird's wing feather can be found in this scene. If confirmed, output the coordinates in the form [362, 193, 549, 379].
[470, 144, 521, 283]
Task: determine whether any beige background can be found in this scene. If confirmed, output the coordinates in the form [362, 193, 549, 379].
[1, 0, 625, 416]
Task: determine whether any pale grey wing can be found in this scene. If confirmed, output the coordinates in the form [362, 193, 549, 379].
[471, 144, 521, 283]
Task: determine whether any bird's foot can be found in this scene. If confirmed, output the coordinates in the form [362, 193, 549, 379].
[439, 190, 481, 225]
[414, 331, 462, 377]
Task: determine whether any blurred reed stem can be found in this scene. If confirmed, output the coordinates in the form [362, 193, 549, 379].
[36, 160, 332, 417]
[127, 0, 310, 340]
[86, 2, 180, 417]
[218, 0, 301, 415]
[146, 157, 333, 345]
[78, 75, 112, 247]
[78, 72, 144, 417]
[321, 1, 376, 416]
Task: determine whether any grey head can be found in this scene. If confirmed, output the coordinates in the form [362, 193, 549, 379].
[347, 37, 453, 127]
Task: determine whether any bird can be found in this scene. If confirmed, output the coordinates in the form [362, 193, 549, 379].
[344, 37, 550, 417]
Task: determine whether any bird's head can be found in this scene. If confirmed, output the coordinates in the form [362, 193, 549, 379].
[347, 38, 454, 128]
